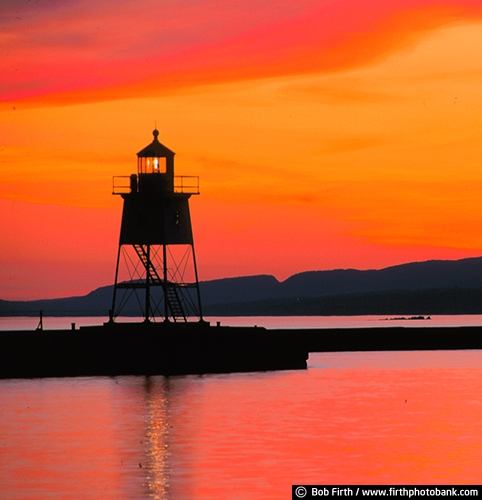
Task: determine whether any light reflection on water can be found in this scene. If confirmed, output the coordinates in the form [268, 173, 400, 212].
[1, 350, 482, 499]
[143, 377, 170, 500]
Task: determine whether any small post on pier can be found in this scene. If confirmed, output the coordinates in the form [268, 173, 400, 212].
[36, 310, 43, 331]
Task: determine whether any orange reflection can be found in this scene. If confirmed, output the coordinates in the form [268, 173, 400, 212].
[1, 378, 128, 500]
[142, 377, 170, 499]
[2, 353, 482, 499]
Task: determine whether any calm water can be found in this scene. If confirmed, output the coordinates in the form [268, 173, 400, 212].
[2, 317, 482, 498]
[3, 314, 482, 330]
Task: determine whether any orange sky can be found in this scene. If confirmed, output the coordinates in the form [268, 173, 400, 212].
[2, 0, 482, 299]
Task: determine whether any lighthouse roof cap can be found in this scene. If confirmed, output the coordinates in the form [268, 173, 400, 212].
[137, 129, 175, 158]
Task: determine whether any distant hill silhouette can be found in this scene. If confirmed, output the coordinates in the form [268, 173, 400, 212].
[2, 256, 482, 317]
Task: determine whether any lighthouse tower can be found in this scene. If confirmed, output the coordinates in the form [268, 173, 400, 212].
[111, 129, 203, 323]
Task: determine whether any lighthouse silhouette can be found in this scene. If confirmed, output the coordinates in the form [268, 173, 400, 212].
[111, 129, 203, 323]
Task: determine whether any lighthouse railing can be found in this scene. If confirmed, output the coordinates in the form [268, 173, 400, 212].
[174, 176, 200, 194]
[112, 176, 132, 195]
[112, 175, 199, 195]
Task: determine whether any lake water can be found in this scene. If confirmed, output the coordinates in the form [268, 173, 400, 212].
[3, 313, 482, 330]
[1, 317, 482, 498]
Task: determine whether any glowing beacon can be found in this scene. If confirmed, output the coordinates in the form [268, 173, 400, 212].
[111, 129, 202, 322]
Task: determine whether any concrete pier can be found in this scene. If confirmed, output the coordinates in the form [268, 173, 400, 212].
[0, 322, 308, 379]
[1, 323, 482, 379]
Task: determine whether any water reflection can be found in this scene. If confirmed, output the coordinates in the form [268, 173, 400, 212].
[142, 377, 171, 499]
[2, 352, 482, 499]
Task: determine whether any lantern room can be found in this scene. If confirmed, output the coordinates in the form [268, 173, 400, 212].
[137, 129, 175, 177]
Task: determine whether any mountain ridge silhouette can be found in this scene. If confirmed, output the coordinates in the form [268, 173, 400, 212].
[2, 256, 482, 316]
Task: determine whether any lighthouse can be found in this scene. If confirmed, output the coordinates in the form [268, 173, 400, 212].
[111, 129, 203, 323]
[0, 129, 309, 377]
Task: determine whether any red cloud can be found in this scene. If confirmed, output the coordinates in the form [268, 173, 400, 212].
[2, 0, 482, 106]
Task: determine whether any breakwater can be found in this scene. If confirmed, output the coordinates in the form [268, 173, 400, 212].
[1, 322, 482, 379]
[0, 322, 308, 379]
[293, 325, 482, 352]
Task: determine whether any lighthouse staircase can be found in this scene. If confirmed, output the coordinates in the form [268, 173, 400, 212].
[133, 244, 186, 322]
[165, 286, 186, 322]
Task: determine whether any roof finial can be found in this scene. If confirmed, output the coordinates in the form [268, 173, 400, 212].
[153, 122, 159, 141]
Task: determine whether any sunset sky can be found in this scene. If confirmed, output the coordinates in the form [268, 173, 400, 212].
[2, 0, 482, 300]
